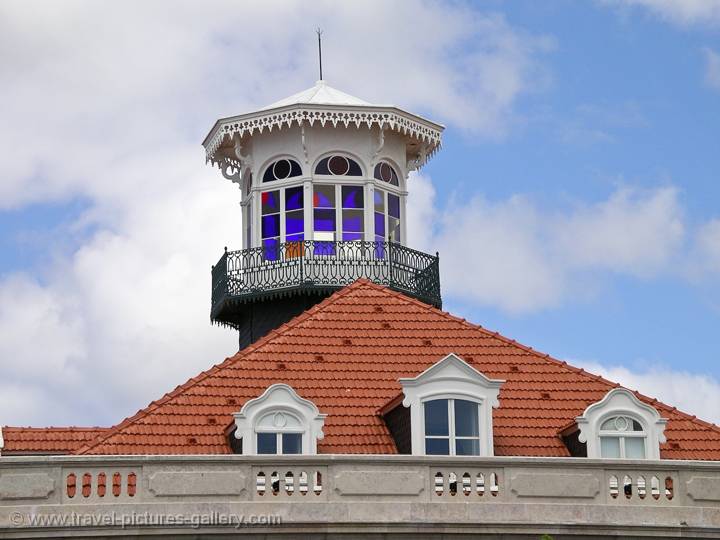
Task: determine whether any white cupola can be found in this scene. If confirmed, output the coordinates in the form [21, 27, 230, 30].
[204, 80, 444, 347]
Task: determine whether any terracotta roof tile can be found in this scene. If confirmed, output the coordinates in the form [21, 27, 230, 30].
[1, 427, 108, 455]
[67, 280, 720, 459]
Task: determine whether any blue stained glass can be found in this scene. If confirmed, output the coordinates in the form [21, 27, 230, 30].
[286, 233, 304, 243]
[286, 210, 304, 235]
[285, 186, 303, 211]
[342, 186, 364, 209]
[262, 191, 280, 214]
[374, 212, 385, 237]
[262, 238, 279, 261]
[343, 232, 363, 241]
[314, 209, 336, 231]
[374, 237, 386, 259]
[374, 189, 385, 211]
[257, 433, 277, 454]
[342, 210, 363, 232]
[315, 241, 336, 256]
[261, 214, 280, 239]
[388, 193, 400, 219]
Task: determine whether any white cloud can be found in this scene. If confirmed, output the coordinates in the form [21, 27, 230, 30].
[577, 361, 720, 425]
[604, 0, 720, 26]
[704, 48, 720, 91]
[408, 175, 685, 313]
[0, 1, 552, 426]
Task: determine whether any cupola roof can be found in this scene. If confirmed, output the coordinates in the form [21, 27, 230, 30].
[262, 80, 371, 109]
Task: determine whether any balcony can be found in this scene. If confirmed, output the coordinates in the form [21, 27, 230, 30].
[211, 240, 441, 327]
[1, 455, 719, 537]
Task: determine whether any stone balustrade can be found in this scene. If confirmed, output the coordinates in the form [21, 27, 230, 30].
[1, 454, 719, 537]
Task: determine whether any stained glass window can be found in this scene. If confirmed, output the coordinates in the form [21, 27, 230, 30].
[341, 185, 364, 241]
[388, 193, 401, 243]
[263, 158, 302, 183]
[261, 190, 280, 260]
[373, 162, 399, 186]
[315, 155, 362, 176]
[313, 184, 336, 254]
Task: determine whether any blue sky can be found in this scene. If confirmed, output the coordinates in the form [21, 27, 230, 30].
[1, 0, 719, 427]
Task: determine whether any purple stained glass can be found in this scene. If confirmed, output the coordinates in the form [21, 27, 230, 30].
[314, 209, 336, 231]
[262, 190, 280, 214]
[342, 185, 364, 209]
[261, 214, 280, 239]
[286, 233, 304, 243]
[374, 211, 385, 237]
[262, 238, 279, 261]
[374, 236, 386, 259]
[342, 210, 363, 232]
[388, 193, 400, 219]
[315, 241, 336, 256]
[343, 232, 363, 241]
[286, 210, 303, 235]
[374, 189, 385, 212]
[313, 185, 335, 208]
[285, 186, 303, 211]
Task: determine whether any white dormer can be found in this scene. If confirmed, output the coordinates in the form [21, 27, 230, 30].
[577, 388, 667, 460]
[233, 384, 326, 455]
[400, 353, 504, 456]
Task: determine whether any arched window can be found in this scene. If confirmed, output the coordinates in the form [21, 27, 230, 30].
[576, 388, 667, 460]
[399, 353, 503, 457]
[374, 162, 399, 186]
[232, 384, 326, 455]
[314, 155, 362, 176]
[598, 415, 646, 459]
[262, 158, 302, 183]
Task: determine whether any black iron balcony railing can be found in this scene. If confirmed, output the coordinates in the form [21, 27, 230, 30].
[211, 240, 441, 322]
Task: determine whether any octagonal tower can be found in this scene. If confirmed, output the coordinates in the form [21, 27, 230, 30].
[204, 80, 444, 348]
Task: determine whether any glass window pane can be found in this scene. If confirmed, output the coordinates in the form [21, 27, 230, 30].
[257, 433, 277, 454]
[342, 209, 364, 233]
[273, 159, 291, 180]
[286, 210, 304, 235]
[631, 419, 644, 432]
[261, 214, 280, 239]
[285, 186, 303, 211]
[374, 212, 385, 237]
[424, 399, 449, 436]
[347, 158, 362, 176]
[342, 185, 364, 209]
[313, 185, 335, 208]
[315, 157, 330, 175]
[456, 439, 480, 456]
[600, 436, 621, 458]
[282, 433, 302, 454]
[625, 437, 646, 459]
[314, 209, 336, 232]
[425, 438, 450, 455]
[600, 417, 617, 431]
[343, 232, 363, 241]
[454, 400, 479, 437]
[262, 190, 280, 214]
[388, 193, 400, 218]
[329, 155, 350, 175]
[374, 189, 385, 212]
[262, 238, 279, 261]
[388, 217, 401, 243]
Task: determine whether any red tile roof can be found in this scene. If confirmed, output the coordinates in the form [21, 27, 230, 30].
[1, 427, 108, 455]
[70, 280, 720, 459]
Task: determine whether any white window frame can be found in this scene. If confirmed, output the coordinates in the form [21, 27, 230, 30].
[233, 384, 326, 455]
[597, 414, 647, 459]
[422, 396, 482, 456]
[399, 353, 504, 456]
[577, 388, 667, 460]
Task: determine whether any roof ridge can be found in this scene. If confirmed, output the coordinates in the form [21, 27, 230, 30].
[74, 281, 369, 454]
[357, 281, 720, 436]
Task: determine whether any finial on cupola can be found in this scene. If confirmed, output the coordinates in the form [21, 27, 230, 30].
[316, 28, 323, 81]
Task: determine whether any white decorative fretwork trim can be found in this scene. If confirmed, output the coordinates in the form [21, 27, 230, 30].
[203, 105, 444, 170]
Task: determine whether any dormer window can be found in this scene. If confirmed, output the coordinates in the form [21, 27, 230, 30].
[577, 388, 667, 460]
[424, 398, 481, 456]
[315, 155, 362, 176]
[400, 353, 504, 456]
[262, 158, 302, 182]
[233, 384, 326, 455]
